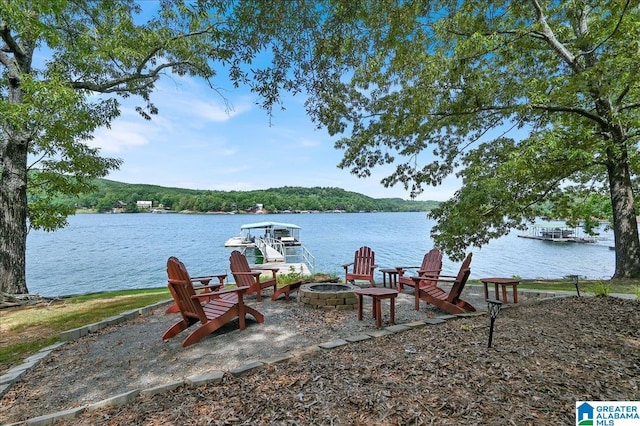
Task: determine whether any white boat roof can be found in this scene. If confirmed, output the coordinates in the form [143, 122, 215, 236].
[240, 221, 301, 230]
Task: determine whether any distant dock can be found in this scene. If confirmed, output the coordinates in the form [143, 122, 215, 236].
[518, 225, 598, 244]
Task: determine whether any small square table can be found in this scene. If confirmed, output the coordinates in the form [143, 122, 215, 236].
[354, 287, 398, 327]
[480, 277, 520, 304]
[379, 268, 400, 289]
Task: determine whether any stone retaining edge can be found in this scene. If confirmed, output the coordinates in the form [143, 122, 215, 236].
[7, 292, 576, 425]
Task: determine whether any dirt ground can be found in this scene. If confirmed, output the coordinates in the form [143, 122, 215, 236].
[1, 290, 639, 425]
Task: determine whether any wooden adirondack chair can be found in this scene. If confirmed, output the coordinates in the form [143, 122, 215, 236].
[229, 250, 278, 301]
[163, 257, 264, 347]
[165, 256, 226, 314]
[342, 246, 377, 287]
[396, 248, 443, 292]
[411, 253, 475, 314]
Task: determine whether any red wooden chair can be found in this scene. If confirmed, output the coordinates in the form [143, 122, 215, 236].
[162, 257, 264, 347]
[411, 253, 475, 314]
[165, 256, 226, 314]
[342, 246, 377, 287]
[229, 250, 278, 301]
[396, 248, 443, 292]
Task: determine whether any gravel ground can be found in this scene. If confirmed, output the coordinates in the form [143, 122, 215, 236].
[1, 288, 638, 425]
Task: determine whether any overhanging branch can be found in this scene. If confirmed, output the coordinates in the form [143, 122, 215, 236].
[69, 61, 188, 93]
[530, 103, 606, 126]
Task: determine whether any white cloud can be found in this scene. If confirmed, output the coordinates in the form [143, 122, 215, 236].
[298, 136, 320, 148]
[176, 97, 253, 123]
[89, 120, 156, 153]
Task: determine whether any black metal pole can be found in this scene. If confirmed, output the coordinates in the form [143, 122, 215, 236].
[488, 317, 496, 348]
[487, 299, 502, 348]
[570, 274, 581, 297]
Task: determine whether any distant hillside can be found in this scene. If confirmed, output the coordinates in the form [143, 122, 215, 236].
[69, 179, 441, 213]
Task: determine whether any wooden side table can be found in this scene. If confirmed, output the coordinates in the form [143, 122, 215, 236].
[480, 277, 520, 304]
[379, 268, 400, 289]
[354, 287, 398, 327]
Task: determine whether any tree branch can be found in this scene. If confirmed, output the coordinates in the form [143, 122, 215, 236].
[575, 0, 631, 60]
[68, 62, 187, 93]
[530, 103, 607, 126]
[0, 23, 25, 65]
[619, 102, 640, 112]
[0, 49, 13, 70]
[528, 0, 580, 73]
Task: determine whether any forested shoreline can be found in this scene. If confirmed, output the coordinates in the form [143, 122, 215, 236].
[63, 179, 440, 214]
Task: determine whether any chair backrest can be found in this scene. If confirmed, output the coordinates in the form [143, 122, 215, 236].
[416, 248, 443, 288]
[229, 250, 255, 287]
[166, 257, 207, 323]
[447, 253, 473, 303]
[353, 246, 375, 275]
[420, 248, 443, 274]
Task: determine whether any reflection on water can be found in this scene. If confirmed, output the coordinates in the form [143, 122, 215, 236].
[26, 212, 617, 296]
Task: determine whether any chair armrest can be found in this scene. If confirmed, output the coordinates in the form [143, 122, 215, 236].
[191, 274, 226, 284]
[411, 275, 456, 284]
[342, 262, 354, 269]
[232, 271, 262, 277]
[168, 278, 221, 292]
[251, 268, 279, 277]
[215, 286, 250, 295]
[417, 269, 441, 276]
[395, 266, 418, 277]
[395, 266, 420, 271]
[194, 283, 223, 292]
[191, 286, 251, 300]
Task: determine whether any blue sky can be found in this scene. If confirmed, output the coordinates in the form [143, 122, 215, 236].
[88, 73, 461, 202]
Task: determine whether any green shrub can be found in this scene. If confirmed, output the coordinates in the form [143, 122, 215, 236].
[591, 281, 611, 296]
[277, 266, 307, 285]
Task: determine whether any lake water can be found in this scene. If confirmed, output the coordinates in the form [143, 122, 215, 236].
[26, 212, 617, 297]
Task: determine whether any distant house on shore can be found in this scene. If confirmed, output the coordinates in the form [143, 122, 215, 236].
[246, 203, 268, 214]
[136, 200, 153, 210]
[112, 200, 126, 213]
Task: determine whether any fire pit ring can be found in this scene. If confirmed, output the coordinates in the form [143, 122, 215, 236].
[298, 283, 358, 310]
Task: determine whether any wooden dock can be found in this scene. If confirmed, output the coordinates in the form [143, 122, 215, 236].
[518, 225, 598, 244]
[254, 261, 311, 276]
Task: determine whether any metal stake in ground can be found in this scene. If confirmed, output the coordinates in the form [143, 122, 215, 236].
[487, 299, 503, 348]
[569, 274, 581, 297]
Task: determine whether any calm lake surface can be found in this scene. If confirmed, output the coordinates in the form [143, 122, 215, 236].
[26, 212, 617, 297]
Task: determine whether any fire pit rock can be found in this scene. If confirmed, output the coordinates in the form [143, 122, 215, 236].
[298, 283, 358, 310]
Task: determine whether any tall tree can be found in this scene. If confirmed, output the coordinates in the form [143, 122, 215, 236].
[0, 0, 307, 294]
[290, 0, 639, 278]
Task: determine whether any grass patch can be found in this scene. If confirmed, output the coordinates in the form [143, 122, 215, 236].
[0, 337, 59, 367]
[0, 288, 171, 370]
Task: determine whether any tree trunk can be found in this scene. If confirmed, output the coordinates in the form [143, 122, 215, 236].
[0, 134, 30, 294]
[607, 154, 640, 279]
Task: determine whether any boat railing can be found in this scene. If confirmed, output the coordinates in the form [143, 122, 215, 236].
[260, 235, 284, 253]
[283, 244, 315, 274]
[301, 246, 315, 274]
[260, 235, 315, 274]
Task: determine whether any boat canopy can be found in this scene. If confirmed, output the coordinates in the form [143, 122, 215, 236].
[240, 222, 301, 230]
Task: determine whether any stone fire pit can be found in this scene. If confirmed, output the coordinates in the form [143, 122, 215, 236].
[298, 283, 358, 310]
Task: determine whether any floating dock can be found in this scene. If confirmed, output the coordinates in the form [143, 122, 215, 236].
[518, 225, 598, 243]
[242, 237, 315, 275]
